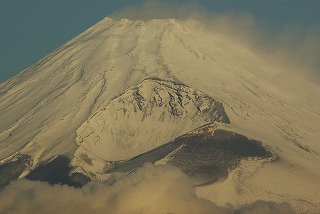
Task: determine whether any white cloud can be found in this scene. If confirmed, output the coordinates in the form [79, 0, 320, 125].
[0, 163, 295, 214]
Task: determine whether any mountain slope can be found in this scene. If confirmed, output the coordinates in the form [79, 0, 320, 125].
[102, 124, 274, 186]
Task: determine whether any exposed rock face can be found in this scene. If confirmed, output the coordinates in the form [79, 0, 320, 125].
[104, 124, 273, 186]
[26, 156, 90, 187]
[0, 155, 30, 188]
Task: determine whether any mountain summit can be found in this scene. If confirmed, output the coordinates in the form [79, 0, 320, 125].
[0, 17, 320, 213]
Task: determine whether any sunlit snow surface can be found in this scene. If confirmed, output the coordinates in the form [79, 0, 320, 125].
[0, 17, 320, 213]
[75, 78, 229, 161]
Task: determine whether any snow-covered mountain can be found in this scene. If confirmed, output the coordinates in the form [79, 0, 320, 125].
[0, 17, 320, 213]
[75, 78, 229, 162]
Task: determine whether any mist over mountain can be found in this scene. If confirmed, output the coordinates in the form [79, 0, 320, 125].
[0, 14, 320, 214]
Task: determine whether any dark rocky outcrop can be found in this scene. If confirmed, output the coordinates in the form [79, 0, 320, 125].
[107, 124, 273, 186]
[26, 156, 90, 187]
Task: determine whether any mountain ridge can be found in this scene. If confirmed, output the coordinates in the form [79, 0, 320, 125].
[74, 78, 230, 163]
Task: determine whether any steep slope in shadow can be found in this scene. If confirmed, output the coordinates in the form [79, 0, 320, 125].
[106, 124, 274, 186]
[26, 156, 90, 187]
[0, 155, 30, 188]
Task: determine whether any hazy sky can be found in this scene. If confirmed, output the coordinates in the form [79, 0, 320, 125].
[0, 0, 319, 83]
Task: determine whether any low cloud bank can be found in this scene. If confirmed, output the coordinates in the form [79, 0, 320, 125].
[0, 163, 295, 214]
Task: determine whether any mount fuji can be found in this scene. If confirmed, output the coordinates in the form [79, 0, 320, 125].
[0, 17, 320, 213]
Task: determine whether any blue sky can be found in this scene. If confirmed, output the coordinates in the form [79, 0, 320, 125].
[1, 0, 319, 83]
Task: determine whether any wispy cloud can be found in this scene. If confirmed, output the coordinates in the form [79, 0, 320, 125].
[111, 0, 320, 83]
[110, 0, 203, 20]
